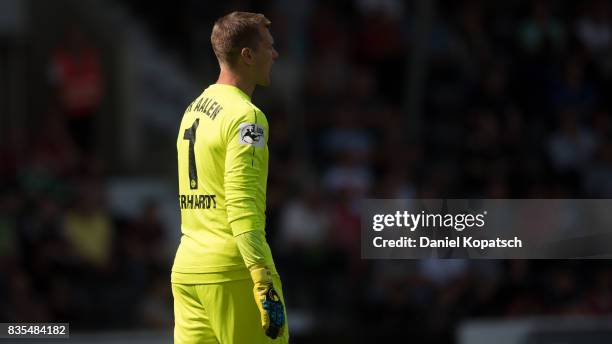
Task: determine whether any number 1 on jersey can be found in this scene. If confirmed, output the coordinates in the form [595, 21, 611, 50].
[183, 118, 200, 189]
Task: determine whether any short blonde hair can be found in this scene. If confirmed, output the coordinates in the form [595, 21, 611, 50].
[211, 11, 271, 66]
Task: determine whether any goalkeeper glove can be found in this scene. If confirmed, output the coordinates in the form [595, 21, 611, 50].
[250, 265, 285, 339]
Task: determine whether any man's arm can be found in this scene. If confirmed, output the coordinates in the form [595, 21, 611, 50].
[224, 109, 266, 235]
[224, 109, 285, 338]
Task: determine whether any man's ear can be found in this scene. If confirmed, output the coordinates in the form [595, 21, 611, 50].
[240, 47, 254, 66]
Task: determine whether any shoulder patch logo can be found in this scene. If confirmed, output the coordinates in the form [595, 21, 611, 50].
[238, 123, 265, 147]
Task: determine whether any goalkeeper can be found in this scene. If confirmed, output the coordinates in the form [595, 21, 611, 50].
[171, 11, 287, 344]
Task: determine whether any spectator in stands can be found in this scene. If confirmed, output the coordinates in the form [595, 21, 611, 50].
[63, 178, 114, 272]
[575, 0, 612, 54]
[517, 0, 565, 56]
[48, 24, 105, 154]
[548, 109, 597, 174]
[550, 57, 597, 113]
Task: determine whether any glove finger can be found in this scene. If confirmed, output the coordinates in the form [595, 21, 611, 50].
[266, 324, 280, 339]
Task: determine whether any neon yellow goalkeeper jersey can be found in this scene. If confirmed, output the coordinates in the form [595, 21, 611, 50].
[172, 83, 276, 281]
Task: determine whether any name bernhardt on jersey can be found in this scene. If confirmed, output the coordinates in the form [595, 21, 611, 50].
[180, 194, 217, 209]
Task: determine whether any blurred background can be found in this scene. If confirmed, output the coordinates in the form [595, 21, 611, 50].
[2, 0, 612, 343]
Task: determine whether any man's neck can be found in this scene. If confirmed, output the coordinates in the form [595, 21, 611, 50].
[216, 69, 255, 98]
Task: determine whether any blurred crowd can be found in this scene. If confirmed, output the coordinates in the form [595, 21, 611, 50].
[0, 112, 173, 328]
[0, 22, 173, 329]
[262, 1, 612, 341]
[3, 0, 612, 343]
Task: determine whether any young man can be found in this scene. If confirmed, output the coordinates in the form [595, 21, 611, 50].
[171, 12, 287, 344]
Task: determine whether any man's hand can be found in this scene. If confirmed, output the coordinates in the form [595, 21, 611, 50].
[250, 266, 285, 339]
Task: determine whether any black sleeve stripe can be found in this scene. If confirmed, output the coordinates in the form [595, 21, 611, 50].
[252, 109, 257, 167]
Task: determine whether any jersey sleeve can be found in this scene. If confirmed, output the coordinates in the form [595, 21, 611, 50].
[234, 230, 268, 269]
[224, 108, 267, 236]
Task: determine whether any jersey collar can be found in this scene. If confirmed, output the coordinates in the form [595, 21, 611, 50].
[211, 83, 251, 101]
